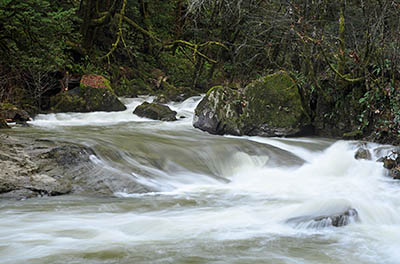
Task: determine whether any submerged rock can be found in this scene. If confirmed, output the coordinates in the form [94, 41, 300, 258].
[354, 147, 372, 160]
[193, 71, 311, 137]
[286, 208, 359, 228]
[133, 102, 177, 121]
[50, 74, 126, 113]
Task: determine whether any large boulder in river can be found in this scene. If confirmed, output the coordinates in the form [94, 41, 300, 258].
[242, 71, 310, 136]
[193, 71, 311, 136]
[133, 102, 177, 121]
[193, 86, 243, 135]
[50, 75, 126, 113]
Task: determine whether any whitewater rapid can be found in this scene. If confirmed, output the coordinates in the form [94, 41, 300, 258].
[1, 96, 400, 264]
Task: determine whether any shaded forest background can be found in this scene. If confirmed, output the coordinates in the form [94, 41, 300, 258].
[1, 0, 400, 142]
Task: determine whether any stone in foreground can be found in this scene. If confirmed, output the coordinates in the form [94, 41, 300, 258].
[0, 135, 151, 199]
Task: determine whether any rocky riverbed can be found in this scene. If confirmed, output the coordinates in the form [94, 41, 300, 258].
[0, 133, 152, 200]
[0, 134, 93, 199]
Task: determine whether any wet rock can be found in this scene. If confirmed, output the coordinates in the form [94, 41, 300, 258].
[133, 102, 177, 121]
[45, 145, 93, 166]
[50, 74, 126, 113]
[286, 208, 359, 228]
[193, 71, 311, 137]
[389, 167, 400, 179]
[0, 135, 152, 200]
[354, 147, 372, 160]
[383, 157, 397, 170]
[193, 86, 242, 135]
[378, 151, 400, 180]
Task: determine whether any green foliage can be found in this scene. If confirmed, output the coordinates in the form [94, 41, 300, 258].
[158, 50, 194, 87]
[0, 0, 77, 72]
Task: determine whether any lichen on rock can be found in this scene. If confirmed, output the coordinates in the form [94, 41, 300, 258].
[193, 85, 243, 135]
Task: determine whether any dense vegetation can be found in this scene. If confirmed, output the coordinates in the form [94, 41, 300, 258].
[0, 0, 399, 143]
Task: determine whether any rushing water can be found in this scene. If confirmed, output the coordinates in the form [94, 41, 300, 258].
[1, 96, 400, 264]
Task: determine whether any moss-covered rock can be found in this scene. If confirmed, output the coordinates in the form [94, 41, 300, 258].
[193, 86, 243, 135]
[242, 71, 310, 136]
[50, 75, 127, 113]
[133, 102, 177, 121]
[193, 71, 311, 137]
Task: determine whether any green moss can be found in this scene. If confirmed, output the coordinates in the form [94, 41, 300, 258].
[50, 93, 86, 112]
[0, 103, 17, 110]
[159, 51, 194, 87]
[343, 130, 363, 139]
[242, 71, 308, 131]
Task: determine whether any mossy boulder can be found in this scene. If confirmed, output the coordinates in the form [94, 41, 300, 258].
[242, 71, 310, 136]
[133, 102, 177, 121]
[193, 71, 311, 137]
[193, 86, 243, 135]
[50, 75, 126, 113]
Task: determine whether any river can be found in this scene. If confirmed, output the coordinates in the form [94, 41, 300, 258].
[1, 96, 400, 264]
